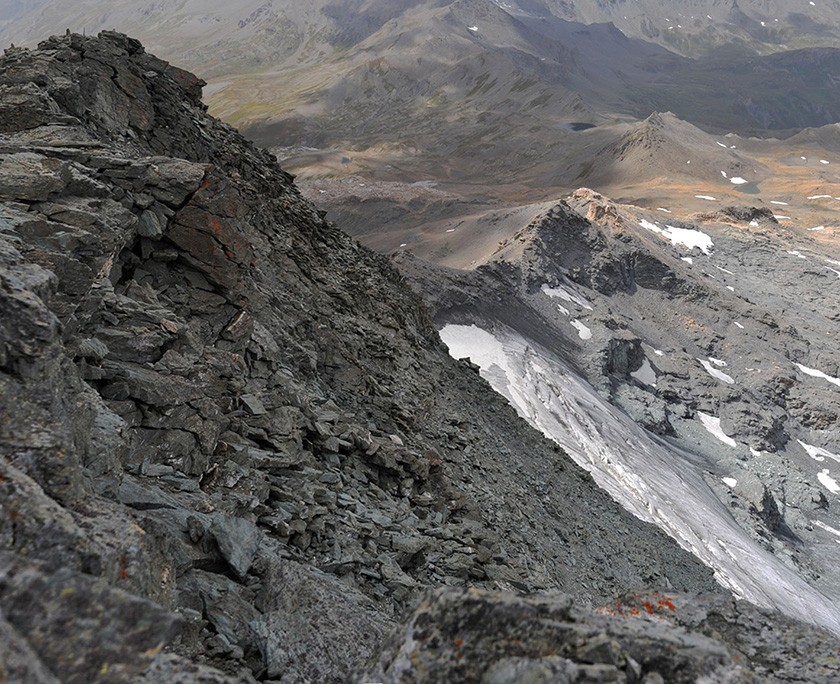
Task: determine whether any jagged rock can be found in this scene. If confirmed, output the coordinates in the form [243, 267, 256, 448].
[0, 152, 68, 200]
[601, 333, 645, 378]
[370, 587, 840, 683]
[210, 514, 263, 580]
[367, 588, 742, 683]
[248, 559, 395, 682]
[193, 570, 259, 651]
[0, 553, 180, 684]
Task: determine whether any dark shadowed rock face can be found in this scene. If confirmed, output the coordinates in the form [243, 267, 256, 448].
[0, 31, 837, 683]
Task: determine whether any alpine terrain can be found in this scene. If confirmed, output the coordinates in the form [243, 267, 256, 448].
[2, 1, 840, 683]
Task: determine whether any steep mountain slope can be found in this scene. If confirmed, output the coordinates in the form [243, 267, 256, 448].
[397, 188, 840, 635]
[0, 32, 748, 682]
[4, 30, 840, 683]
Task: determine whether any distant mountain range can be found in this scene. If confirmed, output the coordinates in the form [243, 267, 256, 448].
[5, 0, 840, 148]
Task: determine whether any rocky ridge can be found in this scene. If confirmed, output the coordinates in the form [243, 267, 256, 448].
[397, 187, 840, 631]
[1, 32, 839, 683]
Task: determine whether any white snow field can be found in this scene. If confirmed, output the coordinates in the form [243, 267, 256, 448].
[439, 322, 840, 635]
[639, 219, 714, 254]
[698, 359, 735, 384]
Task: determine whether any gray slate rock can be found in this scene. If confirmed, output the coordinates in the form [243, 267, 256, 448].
[0, 553, 180, 684]
[210, 514, 263, 580]
[0, 608, 62, 684]
[368, 588, 743, 684]
[249, 559, 395, 683]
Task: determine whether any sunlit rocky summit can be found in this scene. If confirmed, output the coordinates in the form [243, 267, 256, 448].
[1, 31, 840, 683]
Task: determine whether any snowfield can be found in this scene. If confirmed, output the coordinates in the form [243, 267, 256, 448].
[639, 219, 714, 254]
[698, 359, 735, 384]
[795, 363, 840, 388]
[439, 322, 840, 635]
[541, 282, 592, 310]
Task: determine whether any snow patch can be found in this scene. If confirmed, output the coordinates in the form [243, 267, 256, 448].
[663, 225, 714, 254]
[821, 159, 830, 164]
[541, 283, 592, 310]
[698, 412, 738, 447]
[795, 363, 840, 388]
[734, 321, 744, 329]
[570, 320, 592, 340]
[818, 470, 840, 494]
[467, 25, 478, 31]
[695, 195, 717, 201]
[699, 359, 735, 384]
[770, 200, 789, 206]
[730, 177, 748, 185]
[722, 477, 737, 488]
[639, 219, 713, 254]
[810, 226, 826, 231]
[681, 256, 694, 264]
[808, 195, 832, 199]
[798, 440, 840, 465]
[631, 358, 657, 387]
[813, 520, 840, 538]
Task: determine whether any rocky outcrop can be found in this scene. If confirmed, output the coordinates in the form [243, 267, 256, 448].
[0, 32, 752, 682]
[396, 176, 840, 643]
[368, 587, 840, 683]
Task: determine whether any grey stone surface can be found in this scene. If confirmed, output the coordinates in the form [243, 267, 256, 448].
[248, 558, 394, 682]
[369, 589, 742, 684]
[369, 588, 840, 683]
[210, 514, 263, 580]
[0, 553, 180, 684]
[0, 608, 62, 684]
